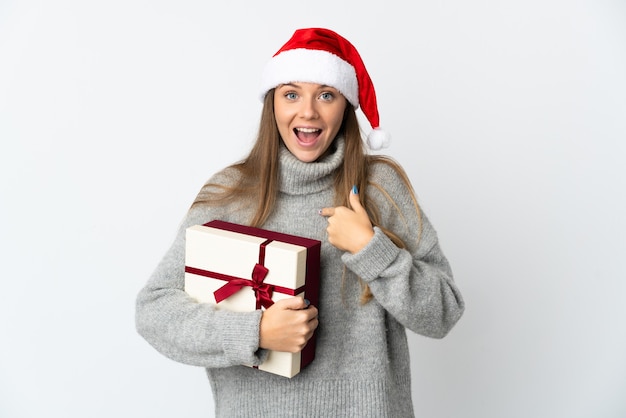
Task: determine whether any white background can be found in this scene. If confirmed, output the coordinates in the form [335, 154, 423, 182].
[1, 0, 625, 417]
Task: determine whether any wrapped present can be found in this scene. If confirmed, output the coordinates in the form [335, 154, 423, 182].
[184, 220, 321, 378]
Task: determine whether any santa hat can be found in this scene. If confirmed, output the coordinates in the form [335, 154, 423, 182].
[259, 28, 391, 150]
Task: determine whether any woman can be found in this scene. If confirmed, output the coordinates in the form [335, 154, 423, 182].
[136, 27, 464, 417]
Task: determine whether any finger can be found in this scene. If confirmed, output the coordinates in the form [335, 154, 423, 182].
[279, 296, 309, 310]
[349, 185, 365, 213]
[319, 207, 335, 217]
[306, 305, 318, 321]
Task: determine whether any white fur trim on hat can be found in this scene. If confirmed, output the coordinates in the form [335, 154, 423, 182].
[259, 48, 359, 107]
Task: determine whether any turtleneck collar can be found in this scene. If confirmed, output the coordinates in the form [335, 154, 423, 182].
[278, 137, 345, 195]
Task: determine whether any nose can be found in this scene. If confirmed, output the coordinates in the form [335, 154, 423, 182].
[300, 96, 319, 120]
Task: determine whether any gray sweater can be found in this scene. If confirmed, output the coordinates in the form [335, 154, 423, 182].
[135, 138, 465, 417]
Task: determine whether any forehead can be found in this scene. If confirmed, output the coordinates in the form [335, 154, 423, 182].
[276, 82, 340, 92]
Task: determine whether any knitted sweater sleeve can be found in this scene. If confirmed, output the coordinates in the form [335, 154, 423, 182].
[342, 163, 465, 338]
[135, 174, 267, 368]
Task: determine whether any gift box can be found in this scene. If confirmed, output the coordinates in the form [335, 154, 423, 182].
[184, 220, 321, 378]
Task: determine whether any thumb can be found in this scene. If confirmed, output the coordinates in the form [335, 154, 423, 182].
[349, 185, 365, 213]
[277, 296, 309, 310]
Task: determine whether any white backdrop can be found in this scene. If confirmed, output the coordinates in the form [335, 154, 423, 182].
[1, 1, 625, 417]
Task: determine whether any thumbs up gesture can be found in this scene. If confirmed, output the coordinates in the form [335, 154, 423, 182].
[319, 185, 375, 254]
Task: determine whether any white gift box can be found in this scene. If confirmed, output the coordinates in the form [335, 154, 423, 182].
[184, 220, 320, 378]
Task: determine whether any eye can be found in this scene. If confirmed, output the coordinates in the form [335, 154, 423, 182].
[285, 92, 298, 100]
[319, 92, 334, 101]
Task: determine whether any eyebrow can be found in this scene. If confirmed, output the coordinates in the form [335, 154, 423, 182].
[278, 83, 335, 91]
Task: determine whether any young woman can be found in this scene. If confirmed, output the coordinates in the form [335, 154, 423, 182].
[136, 27, 465, 417]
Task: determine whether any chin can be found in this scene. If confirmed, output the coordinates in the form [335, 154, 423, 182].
[294, 153, 320, 163]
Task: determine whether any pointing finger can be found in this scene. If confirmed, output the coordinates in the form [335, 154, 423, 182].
[319, 207, 335, 217]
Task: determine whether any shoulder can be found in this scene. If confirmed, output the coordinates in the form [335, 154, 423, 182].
[367, 155, 416, 199]
[366, 155, 424, 230]
[193, 165, 244, 198]
[204, 165, 243, 188]
[189, 164, 256, 224]
[366, 156, 441, 254]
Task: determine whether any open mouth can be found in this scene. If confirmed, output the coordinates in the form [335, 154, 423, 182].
[294, 127, 321, 144]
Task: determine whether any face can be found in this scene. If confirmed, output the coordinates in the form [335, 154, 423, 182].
[274, 82, 347, 163]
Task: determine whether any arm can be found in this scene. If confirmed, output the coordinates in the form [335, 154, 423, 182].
[135, 213, 267, 368]
[136, 197, 318, 366]
[343, 221, 464, 338]
[322, 166, 464, 338]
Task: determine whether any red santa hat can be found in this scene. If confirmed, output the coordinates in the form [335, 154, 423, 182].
[259, 28, 391, 150]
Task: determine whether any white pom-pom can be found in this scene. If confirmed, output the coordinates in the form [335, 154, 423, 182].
[367, 128, 391, 150]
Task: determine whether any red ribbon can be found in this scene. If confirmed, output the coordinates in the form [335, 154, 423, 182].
[185, 238, 306, 310]
[212, 262, 274, 309]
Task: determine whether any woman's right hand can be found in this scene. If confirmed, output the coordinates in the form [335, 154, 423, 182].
[259, 297, 318, 353]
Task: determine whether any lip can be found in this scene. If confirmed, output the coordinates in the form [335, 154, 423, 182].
[293, 127, 322, 147]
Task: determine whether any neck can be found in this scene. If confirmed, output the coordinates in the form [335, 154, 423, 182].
[278, 137, 345, 195]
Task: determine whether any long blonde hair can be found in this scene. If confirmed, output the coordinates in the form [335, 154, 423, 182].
[193, 90, 421, 303]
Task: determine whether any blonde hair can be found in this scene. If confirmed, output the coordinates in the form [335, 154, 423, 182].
[192, 90, 421, 303]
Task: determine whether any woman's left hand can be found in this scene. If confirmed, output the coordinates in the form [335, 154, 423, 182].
[320, 186, 374, 254]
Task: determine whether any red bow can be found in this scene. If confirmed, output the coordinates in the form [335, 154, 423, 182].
[213, 263, 274, 309]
